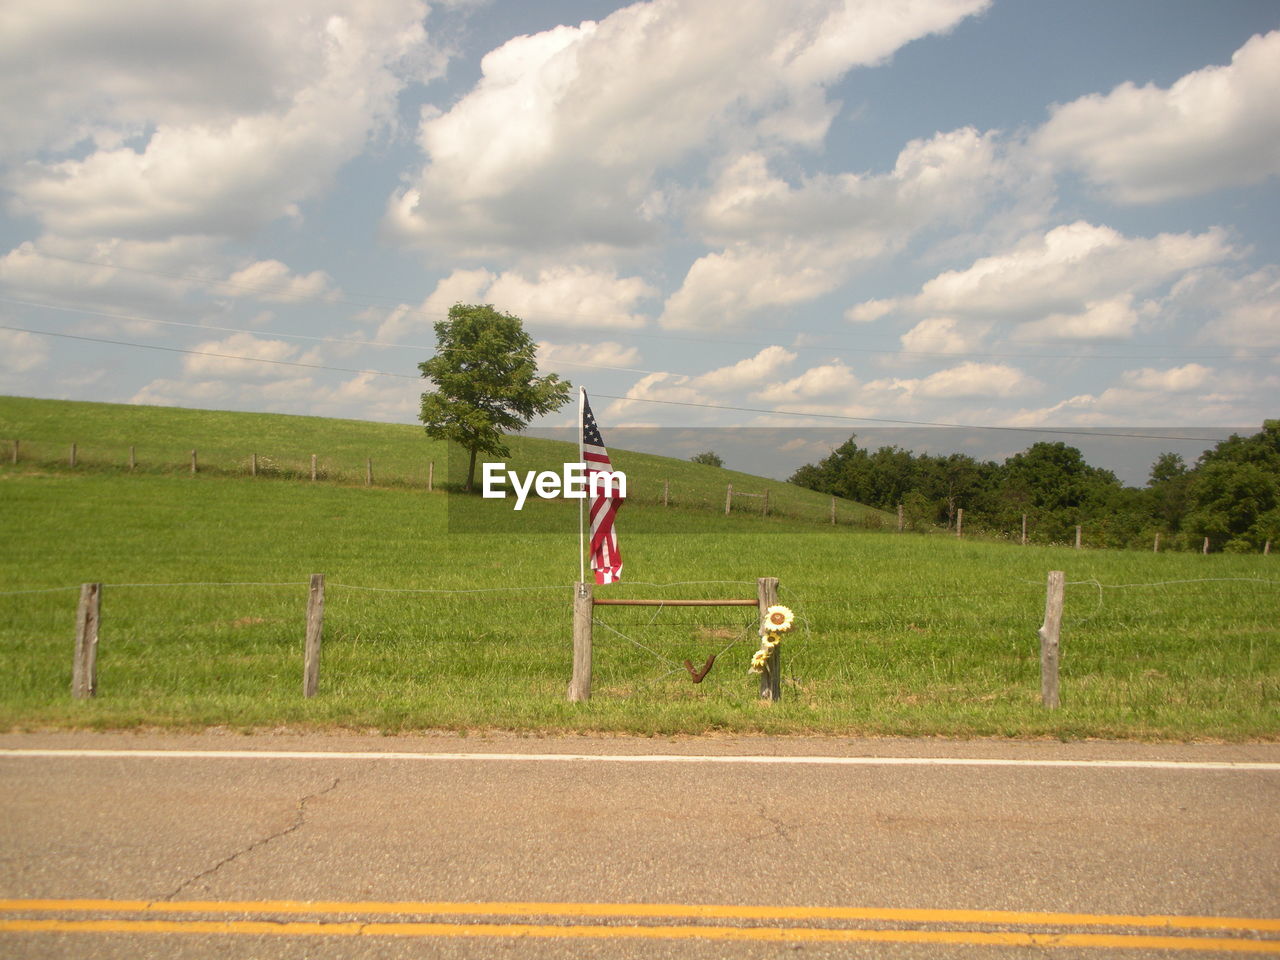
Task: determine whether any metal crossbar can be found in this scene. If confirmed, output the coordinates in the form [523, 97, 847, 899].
[593, 598, 757, 607]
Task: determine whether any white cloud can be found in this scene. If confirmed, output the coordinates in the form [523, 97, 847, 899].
[662, 127, 1007, 328]
[911, 361, 1038, 399]
[1170, 266, 1280, 350]
[1013, 295, 1146, 341]
[601, 371, 709, 422]
[692, 346, 796, 392]
[757, 361, 858, 405]
[900, 317, 989, 355]
[1122, 363, 1213, 392]
[226, 260, 338, 303]
[1034, 30, 1280, 203]
[5, 0, 437, 239]
[535, 340, 643, 374]
[386, 0, 989, 253]
[486, 267, 655, 329]
[375, 265, 654, 344]
[0, 329, 50, 373]
[0, 236, 226, 321]
[182, 332, 299, 380]
[847, 299, 894, 324]
[130, 369, 420, 423]
[851, 221, 1236, 324]
[695, 128, 1002, 242]
[860, 361, 1038, 405]
[1002, 375, 1276, 428]
[660, 241, 850, 329]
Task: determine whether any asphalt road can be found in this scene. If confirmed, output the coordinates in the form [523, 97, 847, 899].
[2, 731, 1278, 958]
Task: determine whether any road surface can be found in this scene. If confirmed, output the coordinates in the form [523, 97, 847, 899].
[2, 731, 1278, 957]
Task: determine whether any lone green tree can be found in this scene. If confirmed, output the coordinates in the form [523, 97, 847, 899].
[418, 303, 572, 491]
[690, 451, 724, 468]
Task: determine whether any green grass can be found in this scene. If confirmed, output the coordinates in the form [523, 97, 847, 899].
[1, 396, 1277, 739]
[0, 394, 890, 526]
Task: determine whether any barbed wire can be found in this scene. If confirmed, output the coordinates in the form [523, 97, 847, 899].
[1064, 577, 1280, 589]
[0, 586, 82, 596]
[1060, 576, 1279, 625]
[328, 582, 573, 595]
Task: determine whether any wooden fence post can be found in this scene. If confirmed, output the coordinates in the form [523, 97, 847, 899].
[190, 449, 197, 475]
[129, 446, 136, 471]
[72, 583, 102, 699]
[830, 496, 836, 525]
[757, 576, 781, 702]
[724, 484, 733, 516]
[250, 452, 257, 477]
[1203, 536, 1210, 555]
[1021, 514, 1027, 546]
[1154, 532, 1161, 553]
[69, 443, 77, 468]
[366, 458, 373, 486]
[11, 439, 17, 464]
[569, 581, 593, 702]
[663, 478, 669, 507]
[897, 503, 904, 533]
[311, 454, 317, 481]
[956, 508, 964, 538]
[428, 460, 434, 492]
[1266, 540, 1272, 556]
[303, 574, 324, 698]
[763, 489, 770, 517]
[1038, 571, 1064, 709]
[1075, 525, 1082, 550]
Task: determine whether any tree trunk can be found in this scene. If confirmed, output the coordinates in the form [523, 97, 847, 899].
[465, 446, 478, 492]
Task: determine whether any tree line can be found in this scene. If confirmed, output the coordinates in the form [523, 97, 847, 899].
[788, 421, 1280, 553]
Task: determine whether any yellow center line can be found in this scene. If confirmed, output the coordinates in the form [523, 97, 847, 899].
[1, 917, 1278, 952]
[1, 898, 1277, 933]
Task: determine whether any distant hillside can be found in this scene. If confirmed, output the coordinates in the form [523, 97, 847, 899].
[0, 395, 889, 529]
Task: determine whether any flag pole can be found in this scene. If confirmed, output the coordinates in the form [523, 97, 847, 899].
[578, 386, 586, 585]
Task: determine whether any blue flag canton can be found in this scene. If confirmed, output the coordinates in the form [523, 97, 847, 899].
[582, 400, 606, 448]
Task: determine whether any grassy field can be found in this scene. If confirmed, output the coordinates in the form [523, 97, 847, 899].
[0, 395, 891, 526]
[1, 396, 1276, 739]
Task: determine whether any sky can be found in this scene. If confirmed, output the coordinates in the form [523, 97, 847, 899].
[1, 0, 1278, 482]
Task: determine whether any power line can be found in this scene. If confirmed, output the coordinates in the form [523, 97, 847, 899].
[591, 392, 1228, 442]
[0, 324, 420, 380]
[33, 252, 409, 306]
[11, 256, 1269, 362]
[0, 323, 1235, 442]
[0, 297, 664, 375]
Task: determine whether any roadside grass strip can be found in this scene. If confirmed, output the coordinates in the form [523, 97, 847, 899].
[2, 899, 1278, 952]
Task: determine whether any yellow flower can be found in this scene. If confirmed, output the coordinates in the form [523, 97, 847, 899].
[763, 604, 794, 633]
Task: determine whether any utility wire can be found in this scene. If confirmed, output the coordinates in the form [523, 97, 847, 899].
[592, 393, 1228, 442]
[0, 322, 1234, 442]
[8, 258, 1270, 361]
[0, 324, 419, 380]
[0, 298, 664, 375]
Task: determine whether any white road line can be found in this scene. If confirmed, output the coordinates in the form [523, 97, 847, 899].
[0, 749, 1277, 771]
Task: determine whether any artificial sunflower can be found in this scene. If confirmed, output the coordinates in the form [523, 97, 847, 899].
[763, 604, 795, 633]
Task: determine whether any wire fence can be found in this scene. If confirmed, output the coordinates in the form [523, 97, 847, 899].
[9, 436, 1276, 550]
[1, 436, 897, 531]
[1, 575, 1274, 719]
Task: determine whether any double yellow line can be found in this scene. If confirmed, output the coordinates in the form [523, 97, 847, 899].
[2, 899, 1278, 952]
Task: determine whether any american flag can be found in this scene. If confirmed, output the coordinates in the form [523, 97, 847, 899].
[582, 391, 623, 585]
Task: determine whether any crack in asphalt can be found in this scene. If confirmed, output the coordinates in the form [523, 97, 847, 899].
[756, 803, 796, 847]
[159, 777, 340, 901]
